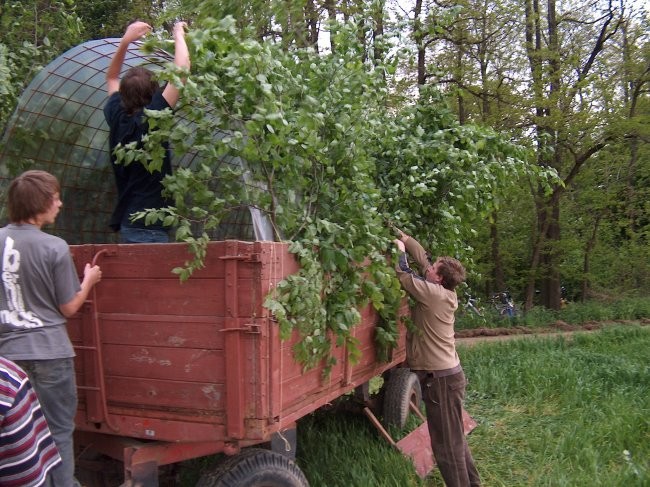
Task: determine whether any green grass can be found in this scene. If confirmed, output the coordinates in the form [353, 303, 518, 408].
[296, 325, 650, 486]
[297, 409, 426, 487]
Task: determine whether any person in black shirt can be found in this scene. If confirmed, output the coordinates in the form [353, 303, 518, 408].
[104, 20, 190, 243]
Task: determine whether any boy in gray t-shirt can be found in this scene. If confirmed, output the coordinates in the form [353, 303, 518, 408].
[0, 170, 102, 487]
[0, 225, 79, 358]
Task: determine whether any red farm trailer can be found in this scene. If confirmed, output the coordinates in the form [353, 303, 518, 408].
[67, 240, 420, 486]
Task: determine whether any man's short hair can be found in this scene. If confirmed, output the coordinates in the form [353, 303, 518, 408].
[7, 170, 60, 223]
[436, 256, 466, 291]
[120, 66, 160, 115]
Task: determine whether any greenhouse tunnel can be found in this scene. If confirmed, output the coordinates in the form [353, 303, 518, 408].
[0, 39, 273, 244]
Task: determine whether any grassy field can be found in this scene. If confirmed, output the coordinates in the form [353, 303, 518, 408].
[296, 324, 649, 486]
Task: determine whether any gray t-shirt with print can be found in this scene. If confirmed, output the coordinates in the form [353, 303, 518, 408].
[0, 224, 80, 360]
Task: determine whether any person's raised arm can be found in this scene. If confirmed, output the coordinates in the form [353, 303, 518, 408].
[396, 230, 431, 272]
[394, 238, 406, 253]
[162, 21, 190, 108]
[106, 21, 152, 96]
[59, 264, 102, 318]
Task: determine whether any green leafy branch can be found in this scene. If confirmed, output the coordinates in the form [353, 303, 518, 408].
[126, 16, 546, 373]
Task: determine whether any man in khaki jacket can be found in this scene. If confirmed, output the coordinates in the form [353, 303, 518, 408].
[394, 230, 480, 487]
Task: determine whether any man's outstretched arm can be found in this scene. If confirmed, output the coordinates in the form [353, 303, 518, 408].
[106, 21, 153, 96]
[161, 21, 190, 108]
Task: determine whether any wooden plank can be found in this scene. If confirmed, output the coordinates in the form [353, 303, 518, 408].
[98, 345, 224, 382]
[94, 279, 226, 316]
[94, 315, 225, 349]
[71, 243, 228, 279]
[102, 376, 226, 412]
[90, 279, 269, 317]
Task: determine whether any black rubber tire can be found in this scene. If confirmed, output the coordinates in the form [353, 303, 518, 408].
[196, 448, 309, 487]
[382, 368, 422, 429]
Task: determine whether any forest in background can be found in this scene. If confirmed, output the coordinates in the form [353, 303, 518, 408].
[1, 0, 648, 315]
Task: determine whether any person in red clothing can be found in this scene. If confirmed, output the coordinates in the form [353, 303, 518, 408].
[394, 229, 480, 487]
[0, 356, 61, 487]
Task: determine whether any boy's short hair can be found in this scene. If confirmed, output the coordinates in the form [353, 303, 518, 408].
[436, 256, 466, 291]
[120, 66, 160, 115]
[7, 170, 60, 223]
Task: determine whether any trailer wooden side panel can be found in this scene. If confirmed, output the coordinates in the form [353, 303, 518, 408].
[68, 240, 406, 448]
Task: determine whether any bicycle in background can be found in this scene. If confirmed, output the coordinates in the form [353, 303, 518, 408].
[491, 291, 517, 318]
[463, 294, 483, 316]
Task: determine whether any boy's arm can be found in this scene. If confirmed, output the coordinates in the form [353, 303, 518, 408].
[396, 230, 431, 272]
[404, 237, 431, 271]
[393, 239, 433, 304]
[161, 22, 190, 108]
[59, 264, 102, 318]
[106, 21, 152, 96]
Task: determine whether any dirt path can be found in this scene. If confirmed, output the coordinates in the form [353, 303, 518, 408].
[454, 319, 649, 347]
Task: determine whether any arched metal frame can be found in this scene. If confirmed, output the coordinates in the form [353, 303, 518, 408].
[0, 39, 272, 244]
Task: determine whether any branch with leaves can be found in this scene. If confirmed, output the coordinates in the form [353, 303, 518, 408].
[130, 16, 547, 372]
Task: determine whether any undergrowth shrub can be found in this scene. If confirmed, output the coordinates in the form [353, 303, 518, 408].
[456, 297, 649, 330]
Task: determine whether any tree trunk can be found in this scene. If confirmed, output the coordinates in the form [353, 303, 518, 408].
[582, 212, 603, 302]
[324, 0, 337, 52]
[522, 0, 545, 311]
[539, 197, 561, 309]
[305, 0, 319, 48]
[456, 47, 466, 123]
[490, 212, 505, 295]
[371, 0, 385, 66]
[414, 0, 425, 85]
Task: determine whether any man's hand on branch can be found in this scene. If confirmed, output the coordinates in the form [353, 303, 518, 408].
[397, 229, 410, 242]
[173, 21, 188, 39]
[123, 21, 152, 44]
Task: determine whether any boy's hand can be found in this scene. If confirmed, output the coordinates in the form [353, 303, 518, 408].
[123, 21, 152, 44]
[173, 21, 188, 38]
[395, 228, 410, 242]
[83, 263, 102, 287]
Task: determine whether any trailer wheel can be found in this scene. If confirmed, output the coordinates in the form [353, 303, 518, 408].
[382, 368, 422, 429]
[196, 448, 309, 487]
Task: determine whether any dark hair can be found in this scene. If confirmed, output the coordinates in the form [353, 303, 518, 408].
[119, 66, 159, 114]
[7, 170, 60, 223]
[436, 256, 466, 291]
